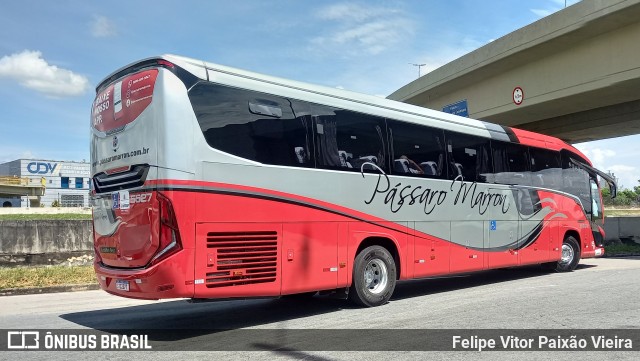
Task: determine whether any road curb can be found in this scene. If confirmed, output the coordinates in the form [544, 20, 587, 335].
[603, 253, 640, 258]
[0, 283, 100, 297]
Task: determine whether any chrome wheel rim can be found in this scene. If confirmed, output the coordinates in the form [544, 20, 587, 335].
[364, 258, 388, 294]
[560, 243, 574, 265]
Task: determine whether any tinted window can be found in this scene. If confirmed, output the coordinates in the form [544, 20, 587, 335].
[561, 150, 591, 212]
[189, 83, 314, 167]
[590, 179, 602, 220]
[388, 120, 446, 178]
[313, 106, 387, 173]
[492, 141, 531, 185]
[529, 148, 561, 189]
[445, 131, 492, 182]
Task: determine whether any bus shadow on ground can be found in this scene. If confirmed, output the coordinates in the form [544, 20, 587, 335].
[391, 264, 596, 301]
[60, 296, 345, 331]
[59, 263, 598, 348]
[59, 296, 349, 352]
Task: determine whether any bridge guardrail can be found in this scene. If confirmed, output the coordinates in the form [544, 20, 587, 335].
[0, 176, 29, 186]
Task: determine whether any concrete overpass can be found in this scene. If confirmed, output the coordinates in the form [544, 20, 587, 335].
[388, 0, 640, 143]
[0, 176, 44, 207]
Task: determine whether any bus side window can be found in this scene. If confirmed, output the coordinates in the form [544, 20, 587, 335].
[529, 147, 561, 189]
[560, 151, 592, 213]
[190, 83, 314, 168]
[313, 106, 387, 174]
[491, 141, 531, 186]
[289, 100, 315, 167]
[387, 119, 446, 179]
[444, 131, 492, 183]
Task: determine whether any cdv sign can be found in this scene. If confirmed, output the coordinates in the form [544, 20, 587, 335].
[26, 162, 58, 175]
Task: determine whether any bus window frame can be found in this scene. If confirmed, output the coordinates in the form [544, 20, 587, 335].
[589, 177, 603, 222]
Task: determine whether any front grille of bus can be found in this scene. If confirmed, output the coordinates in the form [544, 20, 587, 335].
[205, 231, 278, 288]
[93, 164, 149, 194]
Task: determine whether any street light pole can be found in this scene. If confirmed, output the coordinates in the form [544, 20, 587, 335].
[409, 63, 427, 78]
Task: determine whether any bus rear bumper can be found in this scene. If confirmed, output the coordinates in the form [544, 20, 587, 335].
[582, 246, 605, 259]
[94, 251, 194, 300]
[594, 247, 605, 257]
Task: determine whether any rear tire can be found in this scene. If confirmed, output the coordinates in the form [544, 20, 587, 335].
[348, 245, 397, 307]
[553, 235, 581, 272]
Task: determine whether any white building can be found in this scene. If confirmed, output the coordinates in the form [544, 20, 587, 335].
[0, 159, 90, 207]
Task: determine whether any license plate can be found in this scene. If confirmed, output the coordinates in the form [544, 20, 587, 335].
[115, 280, 129, 291]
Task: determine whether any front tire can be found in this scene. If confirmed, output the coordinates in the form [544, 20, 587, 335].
[349, 245, 397, 307]
[554, 235, 581, 272]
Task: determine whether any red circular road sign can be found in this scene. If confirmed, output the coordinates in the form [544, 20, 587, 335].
[513, 87, 524, 105]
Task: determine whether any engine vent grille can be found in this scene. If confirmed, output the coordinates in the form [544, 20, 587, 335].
[205, 231, 278, 288]
[93, 164, 149, 194]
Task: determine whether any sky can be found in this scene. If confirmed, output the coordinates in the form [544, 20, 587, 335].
[0, 0, 638, 189]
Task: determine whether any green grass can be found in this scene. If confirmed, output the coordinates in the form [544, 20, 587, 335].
[0, 213, 91, 221]
[605, 209, 640, 217]
[0, 265, 97, 290]
[604, 242, 640, 256]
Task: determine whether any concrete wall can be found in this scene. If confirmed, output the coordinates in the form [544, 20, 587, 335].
[0, 220, 92, 255]
[603, 217, 640, 242]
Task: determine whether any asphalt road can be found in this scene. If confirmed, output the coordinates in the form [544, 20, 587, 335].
[2, 257, 639, 360]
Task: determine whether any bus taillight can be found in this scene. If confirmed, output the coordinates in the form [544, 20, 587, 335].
[93, 245, 102, 264]
[150, 193, 182, 266]
[157, 60, 175, 69]
[91, 207, 102, 264]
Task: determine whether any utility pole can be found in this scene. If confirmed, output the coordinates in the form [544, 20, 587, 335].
[409, 63, 427, 78]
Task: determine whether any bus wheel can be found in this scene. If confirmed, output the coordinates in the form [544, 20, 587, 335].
[349, 245, 397, 307]
[555, 235, 581, 272]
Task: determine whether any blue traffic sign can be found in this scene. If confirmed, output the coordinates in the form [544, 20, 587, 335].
[443, 99, 469, 117]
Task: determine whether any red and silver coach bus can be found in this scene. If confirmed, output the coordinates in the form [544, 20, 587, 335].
[91, 55, 616, 307]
